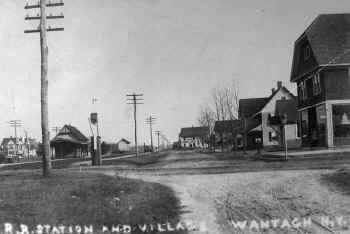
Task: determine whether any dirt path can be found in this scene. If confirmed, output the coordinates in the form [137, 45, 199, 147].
[117, 173, 227, 234]
[91, 151, 350, 234]
[109, 170, 350, 234]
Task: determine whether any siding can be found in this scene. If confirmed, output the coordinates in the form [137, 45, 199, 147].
[324, 68, 350, 100]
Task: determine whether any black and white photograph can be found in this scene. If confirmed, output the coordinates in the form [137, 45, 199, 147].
[0, 0, 350, 233]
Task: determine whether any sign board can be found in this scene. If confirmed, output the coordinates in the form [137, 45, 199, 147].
[90, 113, 98, 125]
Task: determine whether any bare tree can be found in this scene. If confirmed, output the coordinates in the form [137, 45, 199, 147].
[199, 79, 240, 152]
[197, 104, 216, 149]
[224, 80, 240, 154]
[197, 104, 215, 133]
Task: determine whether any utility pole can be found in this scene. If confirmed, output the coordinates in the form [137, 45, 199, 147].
[145, 116, 156, 152]
[51, 126, 60, 136]
[23, 129, 30, 158]
[25, 0, 64, 177]
[90, 96, 101, 166]
[155, 130, 161, 151]
[8, 120, 22, 157]
[126, 93, 144, 156]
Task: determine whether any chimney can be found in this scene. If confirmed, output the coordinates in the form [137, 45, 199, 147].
[277, 81, 282, 89]
[271, 88, 276, 94]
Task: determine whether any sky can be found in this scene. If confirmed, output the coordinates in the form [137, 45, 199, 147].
[0, 0, 349, 144]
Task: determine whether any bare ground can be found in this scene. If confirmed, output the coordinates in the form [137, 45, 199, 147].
[115, 170, 350, 234]
[96, 151, 350, 234]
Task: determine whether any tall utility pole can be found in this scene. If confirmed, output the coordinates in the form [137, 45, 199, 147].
[51, 126, 60, 136]
[25, 0, 64, 177]
[126, 93, 144, 156]
[145, 116, 156, 152]
[8, 120, 22, 156]
[154, 130, 161, 151]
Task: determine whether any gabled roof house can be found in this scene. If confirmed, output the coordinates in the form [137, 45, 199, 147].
[290, 14, 350, 147]
[238, 81, 300, 150]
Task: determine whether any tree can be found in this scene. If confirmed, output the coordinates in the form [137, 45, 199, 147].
[197, 104, 216, 149]
[198, 79, 241, 152]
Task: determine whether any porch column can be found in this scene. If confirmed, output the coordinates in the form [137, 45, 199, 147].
[325, 101, 334, 147]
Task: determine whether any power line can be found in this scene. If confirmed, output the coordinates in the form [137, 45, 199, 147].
[145, 116, 156, 152]
[126, 93, 144, 156]
[24, 0, 64, 177]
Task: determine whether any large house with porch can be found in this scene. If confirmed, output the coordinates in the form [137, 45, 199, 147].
[179, 126, 209, 148]
[239, 81, 300, 150]
[290, 13, 350, 148]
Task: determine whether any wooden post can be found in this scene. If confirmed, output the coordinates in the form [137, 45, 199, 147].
[90, 136, 95, 165]
[133, 98, 138, 156]
[126, 93, 143, 156]
[96, 136, 102, 165]
[40, 0, 51, 176]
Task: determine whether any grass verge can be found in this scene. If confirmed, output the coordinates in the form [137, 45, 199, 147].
[0, 170, 185, 234]
[103, 152, 170, 167]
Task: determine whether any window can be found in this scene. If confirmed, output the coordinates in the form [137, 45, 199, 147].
[312, 73, 321, 95]
[298, 81, 307, 101]
[269, 132, 272, 142]
[333, 105, 350, 146]
[304, 45, 311, 60]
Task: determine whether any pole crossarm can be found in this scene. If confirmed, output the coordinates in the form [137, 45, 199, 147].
[25, 15, 64, 20]
[25, 2, 64, 9]
[24, 28, 64, 33]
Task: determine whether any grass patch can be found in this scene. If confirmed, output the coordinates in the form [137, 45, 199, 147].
[0, 170, 185, 233]
[0, 158, 89, 171]
[103, 152, 169, 167]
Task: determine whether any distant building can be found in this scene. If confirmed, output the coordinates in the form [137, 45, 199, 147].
[239, 81, 300, 150]
[50, 125, 89, 158]
[290, 14, 350, 147]
[115, 138, 131, 152]
[214, 120, 243, 150]
[1, 137, 37, 160]
[179, 126, 209, 148]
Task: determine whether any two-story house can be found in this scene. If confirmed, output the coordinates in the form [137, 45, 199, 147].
[213, 120, 243, 151]
[179, 126, 209, 148]
[290, 14, 350, 147]
[239, 81, 300, 150]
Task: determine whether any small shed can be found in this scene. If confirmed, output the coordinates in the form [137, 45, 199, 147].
[116, 138, 131, 152]
[50, 125, 89, 158]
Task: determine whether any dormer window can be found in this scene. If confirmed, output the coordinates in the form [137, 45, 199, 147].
[304, 45, 311, 60]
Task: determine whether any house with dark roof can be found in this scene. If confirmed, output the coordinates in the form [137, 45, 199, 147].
[179, 126, 209, 148]
[239, 81, 300, 150]
[213, 120, 243, 150]
[290, 13, 350, 147]
[50, 125, 89, 158]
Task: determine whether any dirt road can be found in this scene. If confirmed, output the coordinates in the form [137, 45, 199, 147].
[95, 151, 350, 234]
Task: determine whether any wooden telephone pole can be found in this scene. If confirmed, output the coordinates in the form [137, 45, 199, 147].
[25, 0, 64, 177]
[145, 116, 156, 152]
[126, 93, 144, 156]
[8, 120, 22, 157]
[154, 130, 161, 151]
